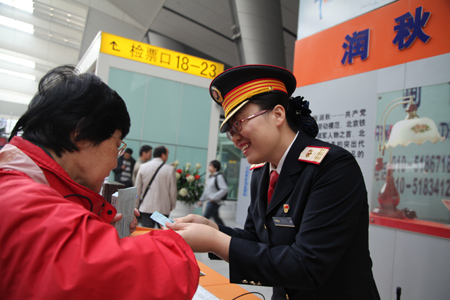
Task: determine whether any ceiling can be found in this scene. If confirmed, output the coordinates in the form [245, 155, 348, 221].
[0, 0, 299, 122]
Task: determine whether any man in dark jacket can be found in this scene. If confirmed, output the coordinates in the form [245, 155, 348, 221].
[113, 148, 135, 187]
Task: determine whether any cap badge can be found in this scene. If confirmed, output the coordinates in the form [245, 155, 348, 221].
[283, 204, 290, 213]
[211, 86, 223, 103]
[298, 146, 330, 165]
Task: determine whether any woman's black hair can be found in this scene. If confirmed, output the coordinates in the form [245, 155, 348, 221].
[9, 65, 131, 157]
[250, 92, 319, 137]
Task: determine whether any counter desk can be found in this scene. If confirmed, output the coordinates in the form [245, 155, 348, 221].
[131, 226, 262, 300]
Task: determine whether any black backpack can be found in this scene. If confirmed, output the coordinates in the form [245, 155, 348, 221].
[214, 173, 228, 200]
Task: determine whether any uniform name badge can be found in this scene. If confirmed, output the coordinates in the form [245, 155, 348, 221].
[272, 217, 295, 227]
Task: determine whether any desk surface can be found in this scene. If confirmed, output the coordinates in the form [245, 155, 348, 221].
[131, 227, 262, 299]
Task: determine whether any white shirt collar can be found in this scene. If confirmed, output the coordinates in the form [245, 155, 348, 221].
[270, 131, 299, 175]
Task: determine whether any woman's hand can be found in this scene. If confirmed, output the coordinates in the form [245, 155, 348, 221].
[173, 214, 218, 230]
[130, 209, 140, 234]
[165, 222, 230, 262]
[111, 209, 140, 234]
[111, 213, 123, 224]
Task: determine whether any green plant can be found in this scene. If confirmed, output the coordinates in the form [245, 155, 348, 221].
[173, 161, 204, 206]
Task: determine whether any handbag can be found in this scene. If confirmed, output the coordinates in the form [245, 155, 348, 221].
[139, 162, 165, 206]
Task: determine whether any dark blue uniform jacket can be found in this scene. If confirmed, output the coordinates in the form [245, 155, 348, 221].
[219, 130, 380, 300]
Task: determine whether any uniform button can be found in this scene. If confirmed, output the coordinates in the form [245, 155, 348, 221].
[242, 279, 248, 284]
[286, 294, 289, 299]
[257, 282, 262, 286]
[250, 281, 255, 285]
[107, 210, 113, 215]
[264, 224, 267, 229]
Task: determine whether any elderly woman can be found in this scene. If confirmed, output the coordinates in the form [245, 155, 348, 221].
[167, 65, 380, 300]
[0, 65, 199, 299]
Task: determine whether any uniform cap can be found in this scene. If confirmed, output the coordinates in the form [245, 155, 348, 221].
[209, 64, 296, 133]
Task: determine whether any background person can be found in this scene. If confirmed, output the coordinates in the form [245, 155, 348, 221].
[136, 145, 177, 228]
[113, 147, 135, 188]
[198, 160, 228, 226]
[132, 144, 153, 185]
[0, 65, 199, 300]
[167, 64, 380, 300]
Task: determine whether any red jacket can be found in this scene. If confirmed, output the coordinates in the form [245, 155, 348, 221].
[0, 137, 199, 299]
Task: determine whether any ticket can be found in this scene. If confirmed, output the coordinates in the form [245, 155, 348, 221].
[150, 211, 174, 227]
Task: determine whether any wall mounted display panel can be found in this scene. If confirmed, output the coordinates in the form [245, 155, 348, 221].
[108, 68, 148, 142]
[372, 83, 449, 226]
[177, 84, 211, 148]
[142, 75, 183, 145]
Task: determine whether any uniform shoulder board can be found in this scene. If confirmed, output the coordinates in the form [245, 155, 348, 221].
[298, 146, 330, 165]
[250, 163, 265, 170]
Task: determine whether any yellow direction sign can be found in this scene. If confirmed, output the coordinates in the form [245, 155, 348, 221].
[100, 32, 224, 79]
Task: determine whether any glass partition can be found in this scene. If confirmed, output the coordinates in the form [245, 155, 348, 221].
[215, 123, 244, 201]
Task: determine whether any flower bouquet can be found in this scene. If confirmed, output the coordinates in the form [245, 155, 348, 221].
[172, 161, 205, 206]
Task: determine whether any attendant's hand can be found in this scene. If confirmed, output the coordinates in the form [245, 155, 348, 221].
[165, 222, 230, 262]
[174, 214, 218, 230]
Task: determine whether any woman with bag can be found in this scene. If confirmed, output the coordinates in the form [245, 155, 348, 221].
[198, 160, 228, 225]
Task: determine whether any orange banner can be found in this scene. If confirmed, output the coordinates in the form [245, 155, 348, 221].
[293, 0, 450, 87]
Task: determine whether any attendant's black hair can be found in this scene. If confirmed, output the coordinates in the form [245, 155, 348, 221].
[9, 65, 131, 157]
[153, 146, 167, 158]
[210, 160, 221, 171]
[250, 92, 319, 138]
